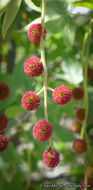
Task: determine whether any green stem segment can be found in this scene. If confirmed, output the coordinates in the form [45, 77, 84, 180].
[81, 32, 88, 75]
[40, 0, 48, 121]
[40, 0, 52, 148]
[36, 87, 44, 95]
[81, 19, 93, 190]
[47, 86, 54, 92]
[81, 20, 92, 139]
[80, 31, 88, 140]
[27, 150, 31, 188]
[83, 154, 87, 190]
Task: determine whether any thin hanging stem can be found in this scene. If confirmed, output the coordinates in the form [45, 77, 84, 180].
[40, 0, 48, 121]
[81, 32, 88, 77]
[81, 20, 92, 139]
[40, 0, 52, 148]
[27, 149, 31, 188]
[80, 19, 93, 190]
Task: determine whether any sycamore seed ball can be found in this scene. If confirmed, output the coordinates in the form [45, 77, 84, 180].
[52, 85, 72, 105]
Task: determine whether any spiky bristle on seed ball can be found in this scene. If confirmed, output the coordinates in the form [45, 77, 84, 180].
[24, 56, 44, 77]
[28, 23, 47, 43]
[33, 120, 53, 142]
[0, 83, 10, 100]
[0, 114, 8, 131]
[43, 148, 60, 168]
[73, 139, 87, 154]
[52, 85, 72, 105]
[22, 91, 40, 111]
[72, 120, 82, 133]
[72, 87, 84, 101]
[0, 135, 8, 152]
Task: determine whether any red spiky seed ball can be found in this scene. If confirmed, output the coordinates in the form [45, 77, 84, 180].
[88, 67, 93, 80]
[72, 120, 82, 133]
[0, 114, 8, 131]
[80, 178, 93, 190]
[73, 139, 87, 154]
[33, 120, 52, 142]
[22, 91, 40, 111]
[24, 56, 44, 77]
[76, 108, 85, 122]
[52, 85, 72, 105]
[87, 166, 93, 179]
[43, 148, 60, 168]
[0, 83, 10, 100]
[28, 23, 47, 43]
[72, 87, 84, 101]
[0, 135, 8, 152]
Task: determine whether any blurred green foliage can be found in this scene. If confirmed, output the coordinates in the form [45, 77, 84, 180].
[0, 0, 93, 189]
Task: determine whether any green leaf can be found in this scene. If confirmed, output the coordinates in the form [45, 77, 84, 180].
[73, 0, 93, 9]
[32, 0, 41, 7]
[70, 165, 84, 175]
[0, 9, 5, 18]
[0, 170, 26, 190]
[5, 105, 28, 118]
[2, 0, 22, 38]
[0, 157, 8, 170]
[12, 58, 25, 89]
[55, 60, 83, 84]
[46, 15, 75, 47]
[1, 144, 21, 164]
[0, 0, 11, 18]
[45, 0, 75, 47]
[53, 123, 75, 142]
[24, 0, 41, 12]
[46, 0, 67, 16]
[0, 0, 11, 10]
[67, 0, 82, 3]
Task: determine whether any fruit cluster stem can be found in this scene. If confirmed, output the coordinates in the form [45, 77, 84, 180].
[36, 87, 44, 95]
[81, 31, 89, 140]
[40, 0, 52, 148]
[27, 149, 31, 188]
[40, 0, 47, 120]
[47, 86, 54, 92]
[81, 19, 93, 139]
[81, 19, 93, 190]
